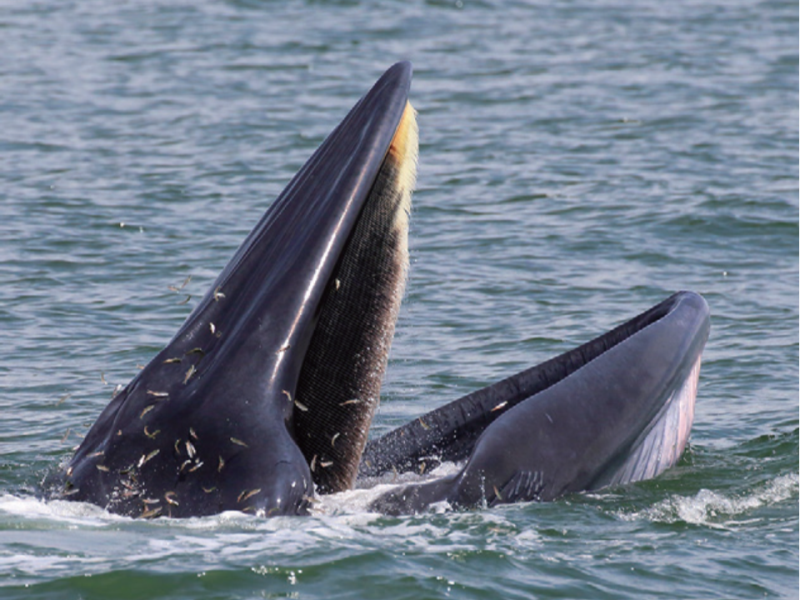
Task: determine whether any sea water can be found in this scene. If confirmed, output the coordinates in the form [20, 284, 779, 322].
[0, 1, 797, 598]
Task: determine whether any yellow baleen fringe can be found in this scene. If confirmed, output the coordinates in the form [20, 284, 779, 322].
[387, 101, 419, 252]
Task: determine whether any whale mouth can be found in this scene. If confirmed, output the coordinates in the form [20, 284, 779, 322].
[51, 62, 709, 519]
[54, 63, 419, 516]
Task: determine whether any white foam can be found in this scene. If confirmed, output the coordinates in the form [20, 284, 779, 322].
[0, 461, 463, 536]
[318, 461, 462, 516]
[617, 473, 798, 529]
[0, 493, 125, 528]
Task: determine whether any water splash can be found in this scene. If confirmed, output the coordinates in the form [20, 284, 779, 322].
[617, 473, 798, 529]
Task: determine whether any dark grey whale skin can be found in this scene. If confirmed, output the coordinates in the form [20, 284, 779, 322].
[365, 291, 709, 515]
[50, 63, 413, 518]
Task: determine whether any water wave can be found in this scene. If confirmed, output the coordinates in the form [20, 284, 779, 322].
[617, 472, 798, 529]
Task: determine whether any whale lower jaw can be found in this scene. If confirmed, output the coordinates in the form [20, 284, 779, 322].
[367, 291, 710, 516]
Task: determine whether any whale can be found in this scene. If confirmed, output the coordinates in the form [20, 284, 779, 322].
[49, 62, 710, 518]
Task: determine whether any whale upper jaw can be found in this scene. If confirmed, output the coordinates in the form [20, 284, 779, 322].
[53, 62, 419, 517]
